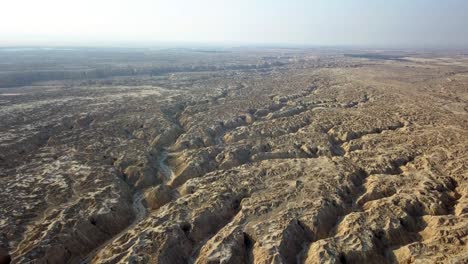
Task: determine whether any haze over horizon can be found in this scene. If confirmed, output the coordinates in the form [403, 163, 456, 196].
[1, 0, 468, 48]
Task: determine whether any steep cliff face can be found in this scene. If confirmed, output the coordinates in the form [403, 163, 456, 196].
[1, 51, 467, 264]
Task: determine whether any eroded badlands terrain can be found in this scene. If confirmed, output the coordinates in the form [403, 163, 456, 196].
[0, 48, 467, 263]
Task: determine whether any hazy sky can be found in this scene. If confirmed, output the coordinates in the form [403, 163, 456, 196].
[1, 0, 467, 47]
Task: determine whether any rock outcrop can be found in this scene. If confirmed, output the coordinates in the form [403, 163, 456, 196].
[1, 48, 467, 263]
